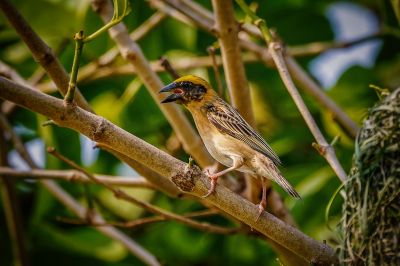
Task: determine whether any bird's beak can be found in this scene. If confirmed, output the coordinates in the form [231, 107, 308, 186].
[159, 82, 183, 103]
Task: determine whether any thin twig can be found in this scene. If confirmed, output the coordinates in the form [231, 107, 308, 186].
[58, 209, 223, 228]
[65, 31, 84, 104]
[288, 33, 383, 57]
[0, 167, 155, 188]
[207, 46, 224, 97]
[236, 0, 347, 183]
[159, 56, 180, 79]
[0, 0, 92, 112]
[34, 53, 259, 93]
[40, 178, 161, 266]
[88, 54, 257, 81]
[47, 147, 238, 235]
[285, 57, 359, 138]
[95, 143, 183, 197]
[73, 11, 167, 84]
[65, 0, 129, 103]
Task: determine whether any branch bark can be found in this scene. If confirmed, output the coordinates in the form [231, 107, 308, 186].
[211, 0, 255, 125]
[0, 77, 338, 265]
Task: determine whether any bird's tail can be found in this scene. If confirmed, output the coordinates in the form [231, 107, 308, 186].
[253, 156, 301, 199]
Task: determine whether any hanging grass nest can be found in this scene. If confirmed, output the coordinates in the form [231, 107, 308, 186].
[341, 88, 400, 265]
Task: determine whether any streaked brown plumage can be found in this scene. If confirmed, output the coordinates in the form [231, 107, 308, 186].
[160, 75, 300, 218]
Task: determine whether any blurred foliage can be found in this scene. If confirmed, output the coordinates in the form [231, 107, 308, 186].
[1, 0, 399, 265]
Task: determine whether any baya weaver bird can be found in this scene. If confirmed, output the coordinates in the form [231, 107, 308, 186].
[160, 75, 300, 217]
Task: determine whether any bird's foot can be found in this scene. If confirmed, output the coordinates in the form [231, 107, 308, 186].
[202, 171, 218, 198]
[255, 200, 267, 222]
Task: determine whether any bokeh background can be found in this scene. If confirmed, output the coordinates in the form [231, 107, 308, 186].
[1, 0, 399, 265]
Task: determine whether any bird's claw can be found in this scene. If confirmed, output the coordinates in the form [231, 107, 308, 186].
[255, 201, 266, 222]
[203, 168, 211, 175]
[202, 173, 218, 198]
[255, 205, 264, 222]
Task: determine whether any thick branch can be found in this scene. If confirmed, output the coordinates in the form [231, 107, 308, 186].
[210, 0, 266, 213]
[211, 0, 255, 125]
[0, 77, 338, 265]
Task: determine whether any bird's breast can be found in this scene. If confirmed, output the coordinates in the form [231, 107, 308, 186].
[193, 113, 255, 170]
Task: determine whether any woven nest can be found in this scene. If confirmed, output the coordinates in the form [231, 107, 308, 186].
[341, 88, 400, 265]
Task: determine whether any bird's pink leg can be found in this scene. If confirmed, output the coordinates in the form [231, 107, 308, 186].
[256, 178, 267, 221]
[203, 156, 243, 198]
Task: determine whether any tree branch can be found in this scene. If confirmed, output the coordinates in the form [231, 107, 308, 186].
[58, 209, 223, 228]
[40, 180, 160, 266]
[92, 0, 214, 168]
[0, 123, 30, 266]
[95, 143, 183, 197]
[0, 167, 156, 188]
[0, 77, 338, 265]
[210, 0, 271, 221]
[159, 0, 297, 227]
[286, 57, 359, 138]
[271, 47, 347, 182]
[211, 0, 255, 125]
[157, 0, 358, 139]
[0, 0, 93, 112]
[0, 102, 160, 266]
[236, 0, 347, 182]
[47, 147, 240, 235]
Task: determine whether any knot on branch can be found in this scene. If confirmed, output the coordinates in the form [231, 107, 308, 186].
[92, 118, 107, 142]
[171, 164, 202, 192]
[312, 142, 331, 156]
[35, 46, 55, 67]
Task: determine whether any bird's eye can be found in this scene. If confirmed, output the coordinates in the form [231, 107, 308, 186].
[174, 88, 184, 94]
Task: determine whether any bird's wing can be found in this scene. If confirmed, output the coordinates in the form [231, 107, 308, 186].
[206, 101, 281, 165]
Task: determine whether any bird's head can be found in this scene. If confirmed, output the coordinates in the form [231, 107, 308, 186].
[159, 75, 214, 106]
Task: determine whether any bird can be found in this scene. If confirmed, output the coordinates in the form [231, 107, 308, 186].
[160, 75, 300, 218]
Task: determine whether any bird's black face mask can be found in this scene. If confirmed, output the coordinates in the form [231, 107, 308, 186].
[159, 81, 206, 104]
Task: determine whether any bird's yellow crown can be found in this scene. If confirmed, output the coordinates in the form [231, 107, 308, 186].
[173, 75, 213, 91]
